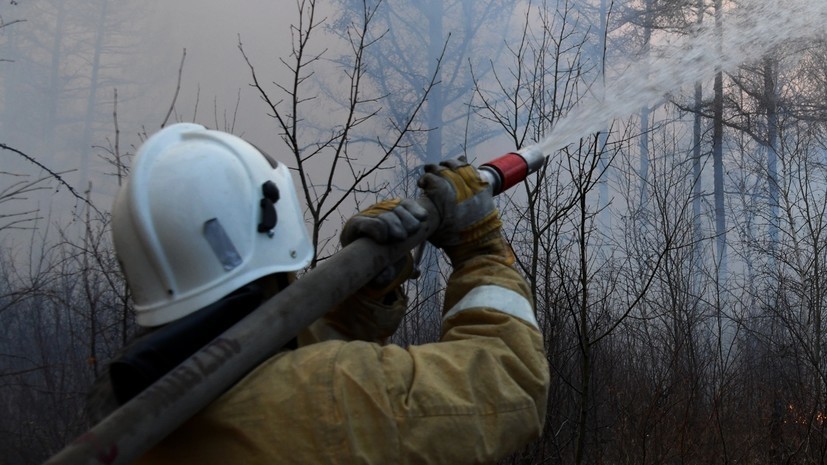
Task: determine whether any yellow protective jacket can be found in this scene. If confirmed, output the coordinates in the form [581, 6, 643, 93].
[139, 251, 549, 464]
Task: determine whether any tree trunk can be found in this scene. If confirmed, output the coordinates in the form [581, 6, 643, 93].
[764, 57, 779, 249]
[713, 0, 726, 277]
[2, 17, 24, 147]
[45, 0, 68, 150]
[574, 189, 591, 465]
[692, 78, 703, 267]
[425, 0, 444, 164]
[691, 0, 705, 301]
[597, 0, 610, 233]
[80, 0, 110, 190]
[639, 0, 653, 212]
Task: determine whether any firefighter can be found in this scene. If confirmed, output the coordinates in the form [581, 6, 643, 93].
[95, 123, 549, 464]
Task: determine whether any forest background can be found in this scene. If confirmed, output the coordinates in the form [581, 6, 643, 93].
[2, 0, 827, 464]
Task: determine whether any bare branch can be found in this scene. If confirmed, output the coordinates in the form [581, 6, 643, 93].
[161, 48, 187, 128]
[0, 143, 100, 216]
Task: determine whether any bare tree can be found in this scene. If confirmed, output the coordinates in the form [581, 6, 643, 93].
[332, 0, 519, 164]
[0, 202, 128, 464]
[239, 0, 440, 265]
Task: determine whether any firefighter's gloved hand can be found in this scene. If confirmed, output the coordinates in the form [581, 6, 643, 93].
[303, 199, 427, 345]
[340, 198, 428, 294]
[341, 198, 428, 246]
[303, 289, 409, 344]
[418, 157, 512, 265]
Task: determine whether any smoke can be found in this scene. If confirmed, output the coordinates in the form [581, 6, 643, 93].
[0, 0, 310, 248]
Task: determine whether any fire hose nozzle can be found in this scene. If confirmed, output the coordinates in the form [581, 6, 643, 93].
[479, 145, 546, 195]
[517, 146, 546, 174]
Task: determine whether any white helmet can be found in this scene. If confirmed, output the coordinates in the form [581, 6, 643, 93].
[112, 123, 313, 327]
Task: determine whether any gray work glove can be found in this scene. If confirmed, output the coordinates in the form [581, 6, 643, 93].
[340, 198, 428, 292]
[417, 157, 511, 265]
[307, 198, 427, 344]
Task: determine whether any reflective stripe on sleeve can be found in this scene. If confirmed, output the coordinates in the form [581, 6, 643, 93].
[443, 285, 538, 329]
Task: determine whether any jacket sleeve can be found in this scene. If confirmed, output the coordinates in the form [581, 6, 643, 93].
[387, 251, 549, 463]
[139, 250, 549, 465]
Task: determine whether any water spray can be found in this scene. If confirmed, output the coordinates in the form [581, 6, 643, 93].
[519, 0, 827, 161]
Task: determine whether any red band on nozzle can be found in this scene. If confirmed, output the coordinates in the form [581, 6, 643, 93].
[481, 152, 529, 194]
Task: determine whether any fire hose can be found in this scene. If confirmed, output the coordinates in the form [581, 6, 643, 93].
[42, 146, 546, 465]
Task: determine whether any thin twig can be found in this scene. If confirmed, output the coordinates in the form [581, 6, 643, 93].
[113, 88, 124, 185]
[161, 48, 187, 128]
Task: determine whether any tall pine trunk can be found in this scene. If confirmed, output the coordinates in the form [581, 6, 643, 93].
[80, 0, 110, 190]
[712, 0, 726, 276]
[425, 0, 444, 164]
